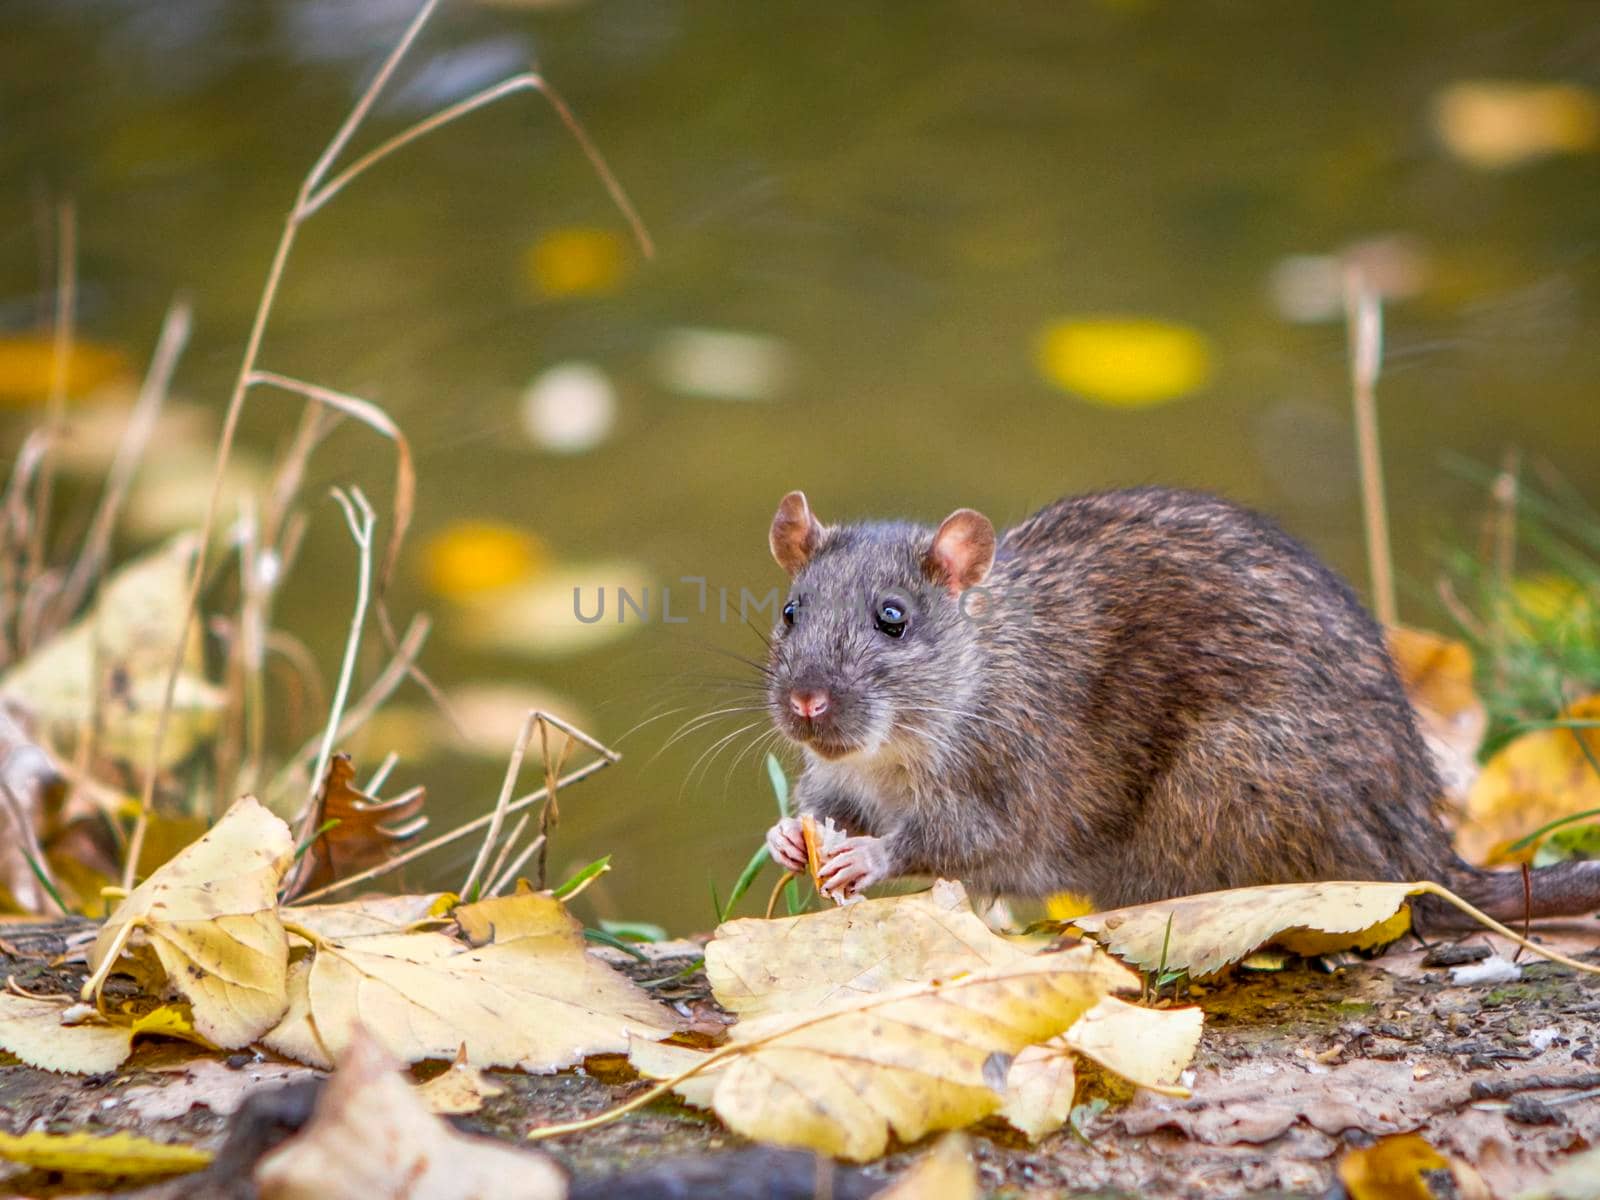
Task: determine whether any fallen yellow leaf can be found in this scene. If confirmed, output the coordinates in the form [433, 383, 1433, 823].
[524, 226, 629, 297]
[1073, 880, 1422, 978]
[255, 1028, 562, 1200]
[626, 944, 1137, 1161]
[83, 796, 293, 1048]
[286, 892, 455, 940]
[0, 334, 130, 406]
[999, 1040, 1078, 1143]
[266, 889, 679, 1070]
[1459, 695, 1600, 864]
[705, 880, 1033, 1018]
[0, 994, 137, 1074]
[0, 1128, 211, 1176]
[1386, 625, 1486, 801]
[1338, 1132, 1450, 1200]
[873, 1134, 979, 1199]
[1045, 892, 1096, 922]
[416, 1045, 508, 1116]
[1061, 996, 1202, 1092]
[1035, 316, 1212, 407]
[0, 535, 225, 767]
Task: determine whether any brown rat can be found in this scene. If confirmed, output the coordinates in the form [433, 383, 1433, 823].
[760, 486, 1600, 926]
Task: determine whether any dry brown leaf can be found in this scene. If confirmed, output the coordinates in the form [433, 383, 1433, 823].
[254, 1028, 564, 1200]
[1073, 881, 1421, 978]
[627, 944, 1138, 1161]
[295, 755, 427, 895]
[0, 993, 136, 1074]
[998, 1040, 1078, 1143]
[872, 1134, 978, 1199]
[266, 888, 679, 1070]
[1458, 695, 1600, 864]
[83, 796, 293, 1048]
[0, 536, 225, 768]
[416, 1045, 508, 1115]
[705, 880, 1033, 1018]
[1387, 625, 1487, 801]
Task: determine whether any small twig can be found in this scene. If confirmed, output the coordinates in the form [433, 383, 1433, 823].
[488, 833, 548, 899]
[364, 751, 400, 796]
[461, 711, 541, 902]
[1344, 266, 1396, 628]
[533, 723, 575, 890]
[1468, 1071, 1600, 1101]
[306, 487, 376, 818]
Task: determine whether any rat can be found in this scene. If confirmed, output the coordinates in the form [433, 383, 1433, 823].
[759, 486, 1600, 926]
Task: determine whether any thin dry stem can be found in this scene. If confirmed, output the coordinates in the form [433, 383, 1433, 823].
[1343, 266, 1396, 628]
[461, 711, 542, 900]
[306, 487, 377, 818]
[488, 829, 546, 898]
[54, 300, 192, 626]
[291, 749, 615, 904]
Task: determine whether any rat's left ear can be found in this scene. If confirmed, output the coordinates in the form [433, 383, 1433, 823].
[924, 508, 996, 593]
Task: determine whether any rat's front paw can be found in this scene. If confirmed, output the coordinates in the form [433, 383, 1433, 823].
[765, 817, 809, 873]
[816, 835, 892, 903]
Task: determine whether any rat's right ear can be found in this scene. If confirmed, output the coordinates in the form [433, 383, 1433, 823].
[770, 490, 824, 576]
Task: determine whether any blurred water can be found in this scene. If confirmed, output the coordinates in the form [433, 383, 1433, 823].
[3, 0, 1599, 930]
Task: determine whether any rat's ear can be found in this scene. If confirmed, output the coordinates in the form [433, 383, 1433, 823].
[924, 508, 996, 593]
[770, 490, 824, 577]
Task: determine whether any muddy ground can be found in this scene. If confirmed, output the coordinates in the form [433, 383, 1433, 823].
[2, 916, 1598, 1199]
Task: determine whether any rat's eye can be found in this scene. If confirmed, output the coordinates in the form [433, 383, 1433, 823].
[875, 599, 908, 639]
[782, 600, 798, 627]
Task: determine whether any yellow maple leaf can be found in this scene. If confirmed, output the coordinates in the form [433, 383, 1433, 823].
[266, 889, 679, 1070]
[998, 1041, 1078, 1143]
[1072, 880, 1423, 979]
[626, 945, 1137, 1161]
[0, 1128, 211, 1176]
[422, 521, 545, 599]
[415, 1045, 508, 1116]
[0, 994, 137, 1074]
[83, 796, 293, 1048]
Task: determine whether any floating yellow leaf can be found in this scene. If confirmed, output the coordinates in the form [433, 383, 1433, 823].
[1433, 81, 1600, 170]
[999, 1040, 1078, 1143]
[256, 1029, 562, 1200]
[0, 993, 137, 1074]
[1459, 694, 1600, 864]
[84, 796, 293, 1048]
[874, 1134, 979, 1199]
[705, 880, 1033, 1019]
[1338, 1133, 1450, 1200]
[266, 888, 679, 1070]
[0, 334, 130, 406]
[1035, 317, 1212, 408]
[524, 226, 628, 298]
[416, 1045, 508, 1116]
[1073, 880, 1422, 978]
[1386, 625, 1486, 800]
[626, 944, 1137, 1161]
[0, 1128, 211, 1176]
[423, 521, 545, 598]
[0, 535, 225, 767]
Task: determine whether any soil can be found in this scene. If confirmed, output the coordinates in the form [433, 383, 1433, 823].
[2, 915, 1598, 1199]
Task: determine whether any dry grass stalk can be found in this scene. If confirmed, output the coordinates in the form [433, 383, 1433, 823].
[1343, 265, 1397, 629]
[460, 711, 542, 901]
[124, 0, 650, 886]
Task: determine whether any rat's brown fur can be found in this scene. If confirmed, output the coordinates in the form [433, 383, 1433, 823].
[764, 487, 1600, 925]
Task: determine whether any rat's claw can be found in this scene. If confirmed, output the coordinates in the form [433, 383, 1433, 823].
[766, 817, 809, 873]
[816, 835, 891, 901]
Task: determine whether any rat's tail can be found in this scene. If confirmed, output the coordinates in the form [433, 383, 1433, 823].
[1445, 859, 1600, 923]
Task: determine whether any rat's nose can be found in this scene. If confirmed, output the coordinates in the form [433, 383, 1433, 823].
[788, 688, 830, 720]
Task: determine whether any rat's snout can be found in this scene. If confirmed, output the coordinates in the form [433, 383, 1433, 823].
[788, 688, 830, 719]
